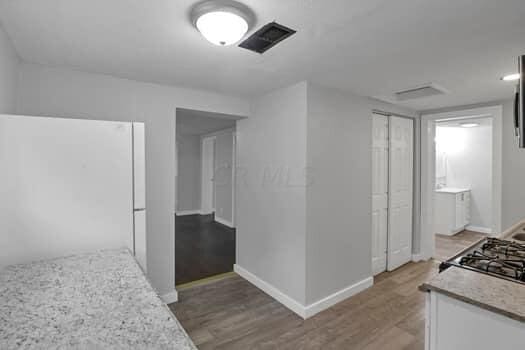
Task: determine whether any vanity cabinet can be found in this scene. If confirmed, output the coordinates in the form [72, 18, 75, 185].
[424, 287, 525, 350]
[434, 189, 470, 235]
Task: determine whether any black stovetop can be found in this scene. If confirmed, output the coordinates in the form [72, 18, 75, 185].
[440, 237, 525, 284]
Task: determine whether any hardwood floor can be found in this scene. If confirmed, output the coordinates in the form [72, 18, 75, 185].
[175, 214, 236, 285]
[170, 260, 440, 349]
[434, 230, 485, 262]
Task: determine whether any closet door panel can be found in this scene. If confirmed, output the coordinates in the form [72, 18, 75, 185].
[387, 116, 414, 271]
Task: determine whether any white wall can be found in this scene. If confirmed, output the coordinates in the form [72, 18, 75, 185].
[236, 81, 308, 304]
[0, 24, 19, 113]
[435, 121, 493, 230]
[0, 25, 19, 249]
[501, 99, 525, 229]
[176, 134, 201, 212]
[15, 63, 249, 296]
[305, 83, 418, 304]
[236, 81, 418, 312]
[214, 130, 234, 224]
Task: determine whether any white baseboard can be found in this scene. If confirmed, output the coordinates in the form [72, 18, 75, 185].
[501, 219, 525, 238]
[234, 264, 306, 318]
[304, 277, 373, 318]
[175, 210, 201, 216]
[214, 216, 234, 228]
[161, 289, 179, 304]
[234, 264, 373, 319]
[412, 253, 426, 262]
[466, 225, 492, 234]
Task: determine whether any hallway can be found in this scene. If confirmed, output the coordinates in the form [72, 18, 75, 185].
[175, 214, 236, 285]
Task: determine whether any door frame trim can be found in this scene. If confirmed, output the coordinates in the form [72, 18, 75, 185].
[201, 135, 216, 214]
[420, 105, 503, 260]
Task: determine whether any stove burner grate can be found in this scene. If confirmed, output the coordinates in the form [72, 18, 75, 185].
[480, 238, 525, 259]
[459, 250, 525, 282]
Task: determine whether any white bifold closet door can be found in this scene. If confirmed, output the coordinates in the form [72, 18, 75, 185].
[371, 114, 413, 275]
[371, 114, 389, 275]
[387, 116, 413, 271]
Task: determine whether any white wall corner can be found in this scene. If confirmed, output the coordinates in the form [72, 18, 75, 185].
[234, 264, 373, 320]
[234, 264, 307, 318]
[161, 289, 179, 304]
[412, 253, 427, 262]
[214, 216, 235, 228]
[304, 277, 373, 319]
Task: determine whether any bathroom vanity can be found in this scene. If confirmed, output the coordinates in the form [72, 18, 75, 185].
[434, 188, 471, 235]
[420, 224, 525, 350]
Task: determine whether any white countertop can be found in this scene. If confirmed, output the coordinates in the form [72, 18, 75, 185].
[0, 249, 196, 349]
[435, 187, 470, 194]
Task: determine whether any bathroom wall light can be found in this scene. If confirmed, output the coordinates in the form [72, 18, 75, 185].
[191, 0, 255, 46]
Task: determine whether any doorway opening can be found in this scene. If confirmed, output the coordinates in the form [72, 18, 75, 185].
[421, 106, 502, 262]
[175, 108, 243, 287]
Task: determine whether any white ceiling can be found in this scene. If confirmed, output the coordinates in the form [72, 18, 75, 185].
[1, 0, 524, 111]
[176, 108, 238, 136]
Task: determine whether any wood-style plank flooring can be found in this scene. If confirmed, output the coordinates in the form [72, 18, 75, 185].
[434, 230, 485, 262]
[170, 260, 440, 349]
[175, 214, 235, 285]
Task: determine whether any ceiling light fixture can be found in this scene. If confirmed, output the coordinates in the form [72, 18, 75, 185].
[191, 0, 255, 46]
[501, 73, 521, 81]
[460, 122, 479, 128]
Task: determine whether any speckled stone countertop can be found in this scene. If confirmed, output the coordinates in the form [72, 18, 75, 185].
[0, 249, 196, 349]
[420, 266, 525, 323]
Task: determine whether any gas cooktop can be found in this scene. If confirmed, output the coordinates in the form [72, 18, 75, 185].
[440, 237, 525, 284]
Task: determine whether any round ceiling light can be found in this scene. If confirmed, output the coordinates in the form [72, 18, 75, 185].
[191, 0, 255, 46]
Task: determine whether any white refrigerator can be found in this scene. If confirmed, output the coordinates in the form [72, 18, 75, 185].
[0, 115, 147, 271]
[132, 122, 147, 272]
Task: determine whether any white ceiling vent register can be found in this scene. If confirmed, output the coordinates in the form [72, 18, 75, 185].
[394, 83, 448, 101]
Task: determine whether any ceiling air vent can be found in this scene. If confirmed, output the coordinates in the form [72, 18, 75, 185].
[239, 22, 296, 54]
[394, 83, 448, 101]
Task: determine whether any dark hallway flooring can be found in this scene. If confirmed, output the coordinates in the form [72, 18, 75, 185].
[175, 214, 236, 286]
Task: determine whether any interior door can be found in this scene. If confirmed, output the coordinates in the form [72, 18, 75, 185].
[372, 114, 389, 275]
[213, 132, 234, 226]
[387, 116, 414, 271]
[201, 136, 215, 214]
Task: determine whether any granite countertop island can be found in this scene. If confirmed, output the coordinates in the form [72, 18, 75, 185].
[0, 249, 196, 349]
[420, 266, 525, 323]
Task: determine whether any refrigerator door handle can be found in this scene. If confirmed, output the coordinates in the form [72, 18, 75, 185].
[134, 208, 146, 212]
[515, 87, 520, 138]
